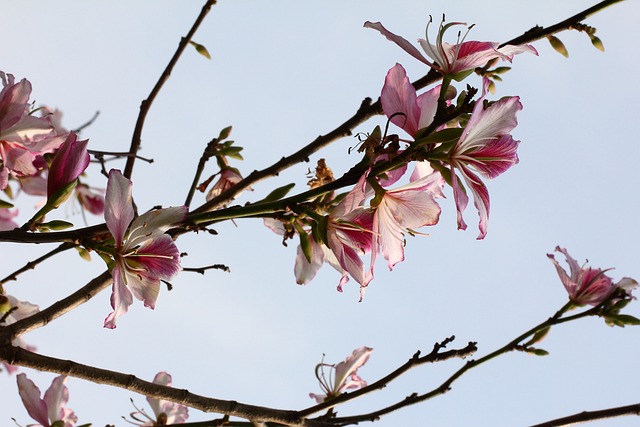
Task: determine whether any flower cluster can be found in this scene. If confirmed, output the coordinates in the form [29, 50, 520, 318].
[266, 18, 531, 296]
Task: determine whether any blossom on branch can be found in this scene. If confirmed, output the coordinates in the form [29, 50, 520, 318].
[364, 17, 536, 80]
[381, 63, 441, 138]
[16, 374, 77, 427]
[310, 346, 373, 403]
[547, 246, 638, 307]
[447, 79, 521, 239]
[103, 169, 187, 329]
[142, 372, 189, 425]
[0, 71, 66, 184]
[46, 132, 90, 209]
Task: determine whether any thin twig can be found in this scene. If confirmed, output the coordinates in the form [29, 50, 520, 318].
[182, 264, 230, 274]
[529, 402, 640, 427]
[123, 0, 218, 180]
[0, 243, 75, 291]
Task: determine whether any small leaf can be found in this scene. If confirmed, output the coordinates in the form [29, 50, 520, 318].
[38, 220, 74, 231]
[547, 35, 569, 58]
[605, 314, 640, 327]
[189, 40, 211, 59]
[527, 326, 550, 346]
[491, 66, 511, 75]
[527, 347, 550, 356]
[296, 224, 313, 263]
[218, 125, 232, 141]
[257, 183, 295, 203]
[589, 34, 605, 52]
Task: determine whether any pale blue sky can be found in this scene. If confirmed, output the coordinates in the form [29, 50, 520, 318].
[2, 1, 640, 426]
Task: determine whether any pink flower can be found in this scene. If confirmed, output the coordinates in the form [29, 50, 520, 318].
[381, 63, 440, 138]
[1, 295, 39, 374]
[46, 132, 90, 207]
[206, 168, 244, 201]
[326, 178, 375, 292]
[16, 374, 77, 427]
[364, 18, 536, 79]
[0, 72, 65, 182]
[103, 169, 187, 329]
[310, 346, 373, 403]
[448, 79, 521, 239]
[547, 247, 638, 306]
[367, 168, 444, 287]
[75, 184, 105, 215]
[143, 372, 189, 425]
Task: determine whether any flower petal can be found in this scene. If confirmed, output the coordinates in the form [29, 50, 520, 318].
[17, 373, 50, 427]
[364, 21, 431, 66]
[105, 169, 134, 247]
[103, 263, 134, 329]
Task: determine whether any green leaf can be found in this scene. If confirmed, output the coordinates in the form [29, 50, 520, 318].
[218, 125, 232, 141]
[0, 199, 14, 208]
[526, 326, 550, 346]
[296, 224, 313, 263]
[605, 314, 640, 327]
[189, 40, 211, 59]
[589, 34, 605, 52]
[38, 220, 74, 231]
[257, 183, 295, 203]
[492, 66, 511, 74]
[527, 347, 550, 356]
[414, 127, 463, 146]
[547, 35, 569, 58]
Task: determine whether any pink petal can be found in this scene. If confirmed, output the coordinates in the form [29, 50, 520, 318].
[43, 376, 75, 425]
[464, 134, 519, 179]
[47, 132, 90, 197]
[17, 373, 50, 427]
[294, 236, 325, 285]
[459, 93, 522, 152]
[105, 169, 134, 247]
[103, 264, 134, 329]
[381, 64, 420, 137]
[455, 164, 490, 239]
[364, 22, 431, 66]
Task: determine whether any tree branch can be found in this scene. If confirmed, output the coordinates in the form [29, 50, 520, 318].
[529, 402, 640, 427]
[123, 0, 218, 179]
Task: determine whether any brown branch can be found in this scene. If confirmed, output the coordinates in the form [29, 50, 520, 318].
[6, 270, 112, 338]
[500, 0, 626, 47]
[529, 402, 640, 427]
[0, 242, 75, 290]
[299, 337, 477, 418]
[123, 0, 218, 179]
[0, 346, 331, 427]
[192, 0, 620, 215]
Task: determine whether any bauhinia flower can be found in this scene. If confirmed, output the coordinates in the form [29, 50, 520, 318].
[17, 373, 77, 427]
[1, 295, 39, 374]
[206, 168, 244, 201]
[46, 132, 90, 208]
[310, 346, 373, 403]
[0, 71, 66, 183]
[326, 177, 375, 292]
[381, 63, 441, 138]
[447, 78, 521, 239]
[367, 167, 444, 287]
[547, 246, 638, 307]
[103, 169, 187, 329]
[364, 17, 537, 79]
[142, 372, 189, 425]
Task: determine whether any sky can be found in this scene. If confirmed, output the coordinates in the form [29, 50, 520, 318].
[2, 1, 640, 426]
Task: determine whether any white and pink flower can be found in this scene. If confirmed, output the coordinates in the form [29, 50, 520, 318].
[548, 247, 638, 306]
[365, 18, 536, 79]
[103, 169, 186, 329]
[16, 374, 77, 427]
[310, 346, 373, 403]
